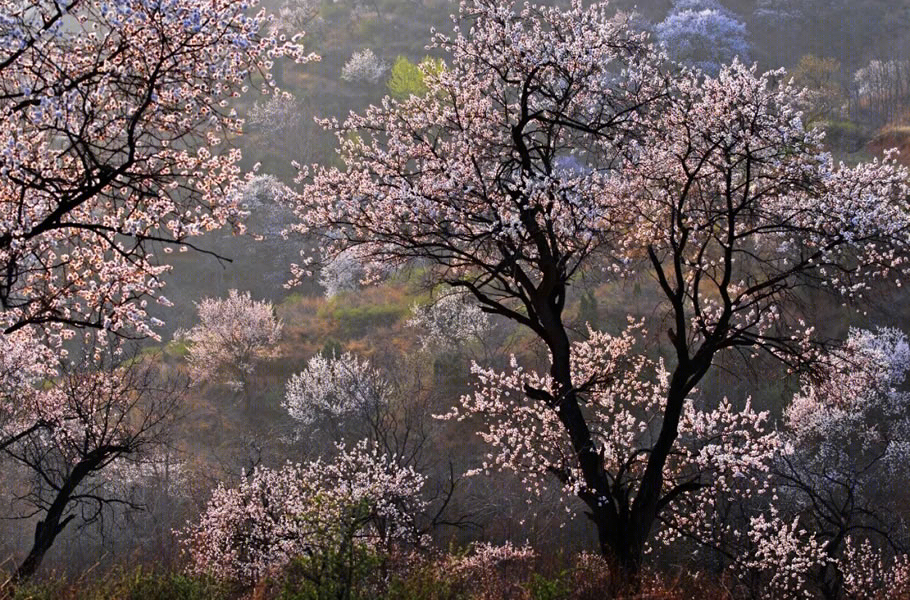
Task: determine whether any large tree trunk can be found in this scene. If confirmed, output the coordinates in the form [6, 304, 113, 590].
[13, 454, 106, 581]
[14, 514, 74, 581]
[535, 297, 646, 576]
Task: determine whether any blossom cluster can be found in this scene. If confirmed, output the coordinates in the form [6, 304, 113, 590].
[446, 542, 537, 600]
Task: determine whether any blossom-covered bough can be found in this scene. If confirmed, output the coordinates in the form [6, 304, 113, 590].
[0, 0, 313, 339]
[286, 0, 910, 576]
[0, 328, 58, 452]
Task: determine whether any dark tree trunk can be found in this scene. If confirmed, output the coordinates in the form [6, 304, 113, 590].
[14, 514, 74, 581]
[13, 452, 109, 581]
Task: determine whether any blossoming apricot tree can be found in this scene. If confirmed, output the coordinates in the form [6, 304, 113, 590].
[182, 440, 427, 585]
[286, 0, 910, 574]
[3, 347, 184, 580]
[756, 328, 910, 598]
[177, 289, 283, 393]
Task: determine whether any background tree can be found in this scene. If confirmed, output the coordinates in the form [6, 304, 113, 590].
[287, 0, 910, 576]
[272, 0, 323, 37]
[790, 54, 846, 125]
[655, 0, 751, 75]
[247, 93, 320, 168]
[342, 49, 389, 85]
[176, 290, 283, 394]
[385, 56, 443, 100]
[284, 351, 390, 431]
[766, 328, 910, 598]
[853, 59, 910, 128]
[406, 291, 491, 355]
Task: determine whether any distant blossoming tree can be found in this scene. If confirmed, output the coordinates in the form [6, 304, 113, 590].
[406, 291, 491, 353]
[272, 0, 322, 36]
[283, 351, 389, 427]
[342, 49, 388, 84]
[655, 0, 750, 74]
[247, 93, 319, 165]
[318, 247, 367, 298]
[286, 0, 910, 575]
[177, 290, 283, 393]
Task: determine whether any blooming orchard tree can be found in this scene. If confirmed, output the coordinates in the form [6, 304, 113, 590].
[655, 0, 750, 75]
[756, 328, 910, 598]
[247, 93, 318, 166]
[177, 290, 283, 393]
[446, 542, 538, 599]
[2, 347, 183, 580]
[182, 440, 427, 585]
[0, 0, 312, 582]
[282, 350, 464, 536]
[406, 291, 491, 353]
[286, 0, 910, 575]
[342, 49, 388, 84]
[318, 247, 367, 298]
[272, 0, 322, 36]
[283, 351, 389, 428]
[231, 174, 296, 240]
[594, 57, 909, 570]
[853, 59, 910, 126]
[0, 0, 313, 340]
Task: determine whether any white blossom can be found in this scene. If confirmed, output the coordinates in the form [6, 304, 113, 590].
[176, 290, 283, 392]
[342, 49, 388, 84]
